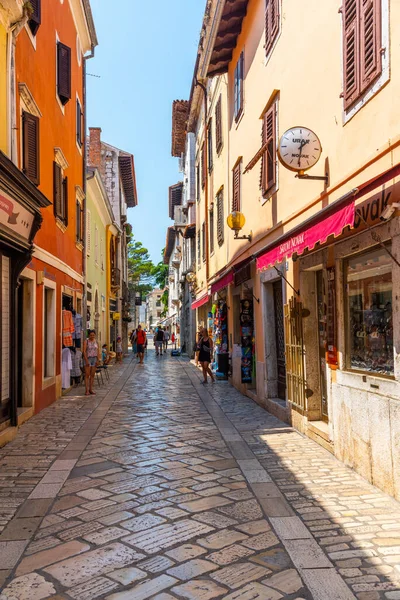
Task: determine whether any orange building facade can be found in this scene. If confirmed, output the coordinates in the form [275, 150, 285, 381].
[14, 1, 97, 414]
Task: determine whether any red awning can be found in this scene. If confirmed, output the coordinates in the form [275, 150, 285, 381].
[257, 201, 355, 271]
[191, 294, 210, 310]
[211, 271, 234, 294]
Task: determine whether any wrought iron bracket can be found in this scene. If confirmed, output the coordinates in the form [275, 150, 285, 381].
[296, 172, 329, 183]
[234, 230, 252, 242]
[243, 283, 259, 303]
[274, 266, 300, 296]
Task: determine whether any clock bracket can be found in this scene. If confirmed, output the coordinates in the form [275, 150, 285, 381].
[296, 170, 329, 184]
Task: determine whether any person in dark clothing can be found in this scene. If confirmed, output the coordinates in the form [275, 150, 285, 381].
[155, 327, 164, 356]
[198, 327, 215, 384]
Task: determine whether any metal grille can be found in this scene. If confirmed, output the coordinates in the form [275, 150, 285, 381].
[284, 296, 306, 411]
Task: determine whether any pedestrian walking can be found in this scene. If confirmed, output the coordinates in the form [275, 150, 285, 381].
[136, 325, 146, 365]
[130, 329, 138, 356]
[198, 327, 215, 384]
[83, 330, 101, 396]
[155, 326, 164, 356]
[116, 336, 123, 362]
[163, 328, 170, 352]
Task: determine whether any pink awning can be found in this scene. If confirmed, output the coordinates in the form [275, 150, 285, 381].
[191, 294, 210, 310]
[257, 201, 355, 271]
[211, 271, 234, 294]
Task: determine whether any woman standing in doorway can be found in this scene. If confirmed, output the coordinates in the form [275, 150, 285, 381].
[83, 330, 101, 396]
[199, 327, 215, 384]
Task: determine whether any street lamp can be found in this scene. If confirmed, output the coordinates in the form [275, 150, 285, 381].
[227, 211, 252, 242]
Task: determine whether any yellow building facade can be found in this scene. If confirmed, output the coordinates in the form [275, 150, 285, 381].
[190, 0, 400, 500]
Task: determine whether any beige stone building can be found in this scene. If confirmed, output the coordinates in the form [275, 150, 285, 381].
[184, 0, 400, 500]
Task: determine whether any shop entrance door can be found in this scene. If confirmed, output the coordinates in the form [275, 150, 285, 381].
[273, 280, 286, 400]
[316, 270, 328, 421]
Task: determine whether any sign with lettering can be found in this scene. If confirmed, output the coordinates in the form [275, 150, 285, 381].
[0, 188, 34, 240]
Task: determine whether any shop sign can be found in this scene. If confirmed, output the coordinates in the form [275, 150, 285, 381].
[135, 294, 142, 306]
[234, 263, 252, 287]
[0, 188, 34, 240]
[353, 188, 391, 228]
[109, 299, 117, 312]
[112, 312, 120, 320]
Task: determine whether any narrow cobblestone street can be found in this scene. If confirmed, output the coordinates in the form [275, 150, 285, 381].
[1, 351, 400, 600]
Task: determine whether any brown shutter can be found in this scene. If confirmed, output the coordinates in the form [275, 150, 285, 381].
[215, 95, 222, 152]
[57, 42, 71, 105]
[76, 99, 83, 146]
[239, 52, 244, 116]
[201, 143, 206, 189]
[209, 206, 214, 254]
[22, 111, 40, 185]
[62, 176, 68, 225]
[196, 164, 200, 201]
[343, 0, 360, 108]
[265, 0, 279, 55]
[53, 162, 62, 219]
[28, 0, 41, 36]
[360, 0, 381, 93]
[232, 162, 241, 212]
[217, 189, 224, 246]
[202, 222, 206, 262]
[262, 103, 277, 193]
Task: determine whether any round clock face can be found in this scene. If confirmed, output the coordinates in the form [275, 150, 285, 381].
[278, 127, 322, 173]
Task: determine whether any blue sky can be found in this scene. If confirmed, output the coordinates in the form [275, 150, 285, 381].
[87, 0, 205, 264]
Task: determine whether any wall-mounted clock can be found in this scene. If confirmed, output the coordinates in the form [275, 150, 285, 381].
[278, 127, 322, 173]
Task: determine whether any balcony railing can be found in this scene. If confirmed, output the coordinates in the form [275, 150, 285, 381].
[111, 266, 121, 288]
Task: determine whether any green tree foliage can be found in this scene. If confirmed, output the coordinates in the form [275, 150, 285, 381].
[127, 237, 154, 298]
[151, 249, 168, 290]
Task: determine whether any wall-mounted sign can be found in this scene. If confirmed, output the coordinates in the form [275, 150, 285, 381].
[0, 188, 34, 240]
[112, 312, 120, 320]
[278, 127, 322, 173]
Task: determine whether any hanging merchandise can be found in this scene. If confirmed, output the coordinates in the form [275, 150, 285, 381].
[62, 309, 75, 348]
[213, 298, 229, 377]
[61, 347, 72, 389]
[72, 310, 83, 349]
[240, 298, 254, 383]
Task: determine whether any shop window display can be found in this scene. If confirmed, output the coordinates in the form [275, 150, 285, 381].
[346, 247, 393, 376]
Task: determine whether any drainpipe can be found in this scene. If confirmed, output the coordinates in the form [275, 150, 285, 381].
[196, 80, 209, 283]
[82, 45, 95, 333]
[7, 6, 30, 163]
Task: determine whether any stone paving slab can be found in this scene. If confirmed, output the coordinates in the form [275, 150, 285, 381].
[0, 351, 399, 598]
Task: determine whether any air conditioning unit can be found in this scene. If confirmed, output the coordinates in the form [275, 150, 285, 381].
[174, 206, 186, 227]
[178, 154, 184, 173]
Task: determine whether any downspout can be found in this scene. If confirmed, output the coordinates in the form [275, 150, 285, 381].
[82, 45, 95, 334]
[8, 6, 30, 163]
[196, 79, 209, 283]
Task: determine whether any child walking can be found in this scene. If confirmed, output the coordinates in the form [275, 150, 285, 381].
[116, 336, 123, 362]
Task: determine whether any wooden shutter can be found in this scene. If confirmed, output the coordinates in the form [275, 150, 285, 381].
[343, 0, 360, 108]
[209, 206, 214, 254]
[196, 164, 200, 201]
[197, 230, 200, 263]
[28, 0, 41, 36]
[234, 53, 244, 120]
[76, 201, 81, 241]
[232, 162, 241, 212]
[360, 0, 381, 93]
[76, 99, 83, 146]
[86, 210, 91, 255]
[53, 162, 62, 219]
[215, 95, 222, 152]
[202, 222, 206, 262]
[22, 112, 40, 185]
[208, 120, 213, 172]
[262, 103, 277, 193]
[57, 42, 71, 105]
[201, 143, 206, 189]
[62, 176, 68, 225]
[265, 0, 280, 55]
[217, 189, 224, 246]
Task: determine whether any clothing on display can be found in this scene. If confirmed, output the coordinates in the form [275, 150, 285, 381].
[62, 309, 75, 347]
[240, 298, 254, 383]
[61, 347, 73, 389]
[72, 312, 83, 340]
[71, 349, 83, 378]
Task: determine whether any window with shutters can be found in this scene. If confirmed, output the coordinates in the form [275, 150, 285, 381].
[265, 0, 280, 57]
[87, 210, 92, 255]
[201, 143, 206, 189]
[209, 205, 214, 255]
[22, 111, 40, 185]
[234, 52, 244, 121]
[57, 42, 71, 106]
[208, 120, 213, 172]
[232, 160, 242, 212]
[342, 0, 383, 111]
[216, 188, 224, 247]
[197, 231, 201, 267]
[53, 162, 68, 225]
[261, 101, 277, 195]
[28, 0, 41, 36]
[76, 98, 83, 147]
[202, 222, 206, 262]
[76, 200, 83, 243]
[215, 95, 223, 153]
[196, 164, 200, 202]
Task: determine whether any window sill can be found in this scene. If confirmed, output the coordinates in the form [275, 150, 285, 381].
[56, 218, 67, 233]
[75, 241, 83, 251]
